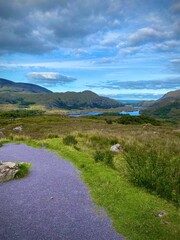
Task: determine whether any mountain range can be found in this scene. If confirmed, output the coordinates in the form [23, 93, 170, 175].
[0, 78, 179, 118]
[0, 78, 123, 109]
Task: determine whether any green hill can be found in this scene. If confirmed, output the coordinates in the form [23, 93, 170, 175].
[141, 90, 180, 120]
[0, 78, 52, 93]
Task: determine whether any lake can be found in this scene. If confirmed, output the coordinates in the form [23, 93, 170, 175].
[119, 110, 140, 116]
[69, 110, 140, 117]
[69, 112, 103, 117]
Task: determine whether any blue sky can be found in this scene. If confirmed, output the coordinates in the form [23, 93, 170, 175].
[0, 0, 180, 100]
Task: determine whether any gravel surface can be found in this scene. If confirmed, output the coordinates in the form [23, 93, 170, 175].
[0, 143, 123, 240]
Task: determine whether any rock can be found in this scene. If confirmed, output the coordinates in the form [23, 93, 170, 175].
[0, 162, 19, 182]
[110, 144, 121, 153]
[157, 211, 166, 218]
[13, 126, 22, 131]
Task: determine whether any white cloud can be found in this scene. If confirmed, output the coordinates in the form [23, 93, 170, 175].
[27, 72, 77, 86]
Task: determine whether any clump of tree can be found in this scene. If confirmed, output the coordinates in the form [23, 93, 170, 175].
[0, 110, 43, 119]
[116, 115, 161, 125]
[102, 115, 161, 126]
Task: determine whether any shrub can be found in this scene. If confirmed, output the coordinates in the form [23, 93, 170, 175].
[124, 144, 180, 205]
[63, 135, 78, 146]
[105, 119, 113, 124]
[0, 110, 43, 119]
[15, 162, 31, 179]
[46, 133, 59, 138]
[94, 150, 114, 167]
[116, 115, 161, 125]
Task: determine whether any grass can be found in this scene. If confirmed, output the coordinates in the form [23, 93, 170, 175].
[14, 162, 31, 179]
[0, 113, 180, 239]
[26, 138, 180, 240]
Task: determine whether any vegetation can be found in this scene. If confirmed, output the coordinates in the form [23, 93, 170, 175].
[94, 150, 114, 167]
[116, 115, 161, 125]
[14, 162, 31, 179]
[0, 110, 43, 118]
[0, 111, 179, 240]
[123, 142, 179, 205]
[87, 113, 162, 126]
[63, 135, 78, 146]
[27, 138, 179, 240]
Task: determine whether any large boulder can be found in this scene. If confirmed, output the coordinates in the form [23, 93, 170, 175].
[110, 144, 121, 153]
[0, 162, 19, 182]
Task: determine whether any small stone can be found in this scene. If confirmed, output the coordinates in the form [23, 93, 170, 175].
[50, 197, 54, 199]
[158, 211, 166, 217]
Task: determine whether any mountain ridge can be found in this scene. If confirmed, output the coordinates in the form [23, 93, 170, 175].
[141, 89, 180, 120]
[0, 78, 123, 109]
[0, 78, 52, 93]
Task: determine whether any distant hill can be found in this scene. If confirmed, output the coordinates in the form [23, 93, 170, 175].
[0, 78, 123, 109]
[141, 90, 180, 120]
[0, 78, 52, 93]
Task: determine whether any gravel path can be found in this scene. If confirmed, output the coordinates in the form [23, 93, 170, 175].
[0, 143, 123, 240]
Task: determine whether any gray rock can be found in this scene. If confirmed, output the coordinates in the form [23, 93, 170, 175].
[0, 162, 19, 182]
[13, 126, 22, 131]
[110, 144, 121, 153]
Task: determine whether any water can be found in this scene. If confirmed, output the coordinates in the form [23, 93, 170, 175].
[119, 110, 140, 116]
[69, 112, 102, 117]
[69, 110, 140, 117]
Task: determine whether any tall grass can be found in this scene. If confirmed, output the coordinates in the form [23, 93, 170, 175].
[123, 141, 180, 205]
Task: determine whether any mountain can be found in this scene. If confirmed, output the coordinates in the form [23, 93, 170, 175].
[0, 78, 52, 93]
[0, 78, 123, 109]
[141, 90, 180, 120]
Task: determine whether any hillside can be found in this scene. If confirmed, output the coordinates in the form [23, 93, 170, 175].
[0, 78, 52, 93]
[141, 90, 180, 120]
[0, 79, 123, 109]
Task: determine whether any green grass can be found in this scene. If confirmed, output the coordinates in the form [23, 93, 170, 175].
[15, 162, 31, 179]
[27, 138, 180, 240]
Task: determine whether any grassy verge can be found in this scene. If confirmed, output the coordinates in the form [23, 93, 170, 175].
[15, 162, 31, 179]
[27, 138, 180, 240]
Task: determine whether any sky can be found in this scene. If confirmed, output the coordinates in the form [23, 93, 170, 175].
[0, 0, 180, 100]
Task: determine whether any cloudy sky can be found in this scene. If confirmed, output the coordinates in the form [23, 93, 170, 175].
[0, 0, 180, 100]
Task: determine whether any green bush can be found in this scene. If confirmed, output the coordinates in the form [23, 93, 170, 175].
[124, 145, 180, 205]
[94, 150, 114, 167]
[105, 119, 113, 124]
[0, 110, 43, 119]
[116, 115, 161, 125]
[63, 135, 78, 146]
[15, 162, 31, 179]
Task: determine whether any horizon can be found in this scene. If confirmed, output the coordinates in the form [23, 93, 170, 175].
[0, 0, 180, 101]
